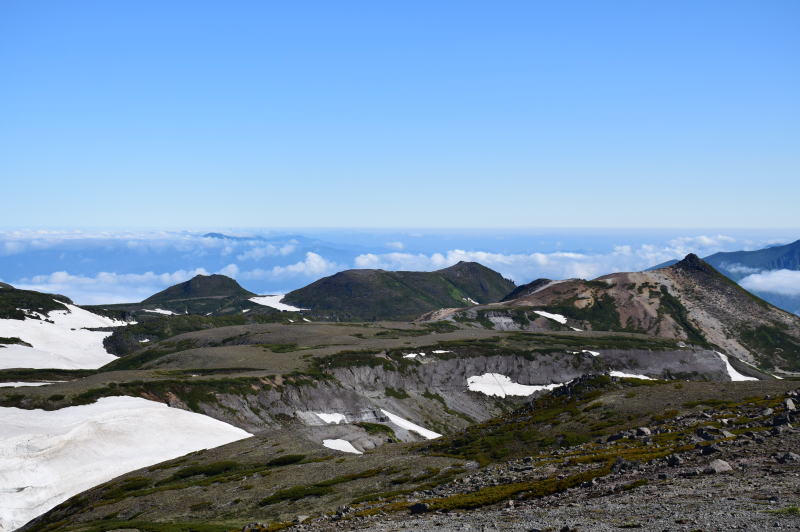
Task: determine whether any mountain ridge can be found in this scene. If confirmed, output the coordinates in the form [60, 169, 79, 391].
[423, 254, 800, 373]
[282, 261, 515, 321]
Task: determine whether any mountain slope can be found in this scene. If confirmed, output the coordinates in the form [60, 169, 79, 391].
[282, 261, 515, 321]
[87, 275, 277, 317]
[649, 239, 800, 314]
[0, 285, 128, 370]
[706, 239, 800, 276]
[143, 274, 255, 304]
[424, 255, 800, 372]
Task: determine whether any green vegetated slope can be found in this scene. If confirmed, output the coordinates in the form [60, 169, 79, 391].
[85, 275, 269, 317]
[0, 283, 73, 320]
[143, 275, 255, 303]
[100, 311, 301, 358]
[282, 261, 515, 321]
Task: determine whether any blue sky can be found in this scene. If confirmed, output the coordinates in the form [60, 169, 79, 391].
[1, 1, 798, 228]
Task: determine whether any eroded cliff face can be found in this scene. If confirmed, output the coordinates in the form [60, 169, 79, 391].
[157, 347, 759, 440]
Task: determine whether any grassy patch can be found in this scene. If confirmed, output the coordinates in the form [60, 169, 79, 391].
[266, 454, 306, 467]
[425, 462, 612, 511]
[355, 422, 398, 440]
[385, 387, 409, 399]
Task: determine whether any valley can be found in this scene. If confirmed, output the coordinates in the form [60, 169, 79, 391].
[0, 256, 798, 532]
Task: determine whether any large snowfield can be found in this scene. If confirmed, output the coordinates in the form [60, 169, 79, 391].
[0, 396, 252, 532]
[0, 302, 129, 370]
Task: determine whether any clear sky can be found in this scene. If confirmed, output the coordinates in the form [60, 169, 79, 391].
[1, 1, 798, 228]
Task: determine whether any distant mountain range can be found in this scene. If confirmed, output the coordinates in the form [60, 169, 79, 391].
[282, 261, 516, 321]
[650, 239, 800, 314]
[651, 239, 800, 278]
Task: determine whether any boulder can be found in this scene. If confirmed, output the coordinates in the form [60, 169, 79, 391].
[409, 502, 431, 514]
[776, 452, 800, 464]
[704, 459, 733, 474]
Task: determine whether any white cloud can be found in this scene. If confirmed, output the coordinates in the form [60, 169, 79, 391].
[349, 237, 752, 285]
[385, 241, 405, 250]
[218, 264, 240, 277]
[14, 268, 212, 305]
[236, 243, 297, 261]
[353, 249, 603, 282]
[719, 262, 761, 275]
[240, 252, 341, 280]
[740, 269, 800, 296]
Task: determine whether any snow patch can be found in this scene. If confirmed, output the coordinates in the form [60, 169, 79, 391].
[0, 301, 129, 370]
[314, 412, 347, 424]
[380, 409, 441, 439]
[322, 439, 362, 454]
[582, 350, 600, 357]
[570, 327, 583, 332]
[142, 308, 176, 315]
[609, 370, 654, 380]
[403, 352, 425, 359]
[0, 382, 54, 388]
[462, 297, 479, 305]
[533, 310, 568, 324]
[432, 350, 452, 354]
[467, 373, 565, 398]
[715, 352, 758, 382]
[0, 396, 251, 532]
[249, 295, 307, 312]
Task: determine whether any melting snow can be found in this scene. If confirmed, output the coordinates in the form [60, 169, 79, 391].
[715, 352, 758, 382]
[432, 350, 452, 354]
[315, 413, 347, 424]
[0, 302, 129, 370]
[0, 396, 251, 532]
[142, 308, 176, 315]
[302, 317, 311, 322]
[249, 295, 307, 312]
[570, 327, 583, 332]
[0, 382, 54, 388]
[322, 439, 362, 454]
[403, 352, 425, 359]
[467, 373, 565, 398]
[582, 350, 600, 357]
[609, 370, 654, 380]
[380, 409, 441, 439]
[463, 297, 479, 305]
[533, 310, 568, 324]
